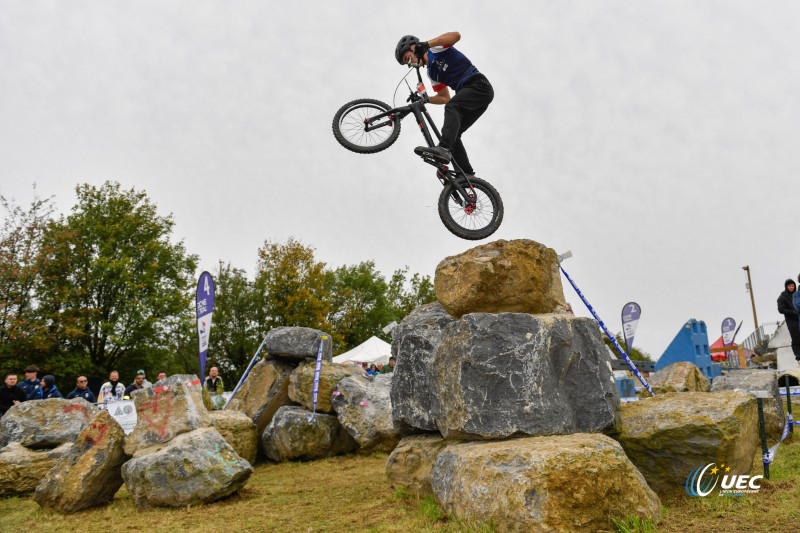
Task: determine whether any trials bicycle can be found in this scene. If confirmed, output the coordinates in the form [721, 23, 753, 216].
[332, 64, 503, 240]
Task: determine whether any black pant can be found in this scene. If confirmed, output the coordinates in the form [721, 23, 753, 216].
[788, 318, 800, 359]
[439, 75, 494, 175]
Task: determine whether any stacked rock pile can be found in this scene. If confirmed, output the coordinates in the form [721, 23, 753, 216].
[0, 377, 253, 513]
[386, 239, 765, 531]
[229, 326, 401, 461]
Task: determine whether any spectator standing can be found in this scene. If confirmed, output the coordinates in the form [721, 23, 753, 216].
[40, 375, 62, 399]
[205, 367, 224, 394]
[382, 357, 396, 374]
[156, 372, 167, 382]
[98, 370, 125, 403]
[66, 376, 96, 403]
[18, 365, 43, 401]
[777, 279, 800, 362]
[1, 372, 27, 418]
[138, 369, 152, 388]
[124, 371, 147, 398]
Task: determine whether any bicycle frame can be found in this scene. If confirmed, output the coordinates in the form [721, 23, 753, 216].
[363, 66, 475, 206]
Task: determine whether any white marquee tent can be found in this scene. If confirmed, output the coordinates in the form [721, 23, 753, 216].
[332, 335, 392, 365]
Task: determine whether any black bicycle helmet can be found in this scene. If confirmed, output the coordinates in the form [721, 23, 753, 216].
[395, 35, 419, 64]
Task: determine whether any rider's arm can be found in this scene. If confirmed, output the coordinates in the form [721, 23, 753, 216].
[426, 32, 461, 48]
[428, 86, 451, 105]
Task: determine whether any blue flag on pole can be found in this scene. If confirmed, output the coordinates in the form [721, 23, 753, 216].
[196, 272, 215, 384]
[621, 302, 642, 355]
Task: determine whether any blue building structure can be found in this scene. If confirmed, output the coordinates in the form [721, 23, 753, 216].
[655, 319, 722, 380]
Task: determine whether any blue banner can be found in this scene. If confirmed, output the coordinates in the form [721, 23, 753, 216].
[196, 272, 216, 385]
[621, 302, 641, 355]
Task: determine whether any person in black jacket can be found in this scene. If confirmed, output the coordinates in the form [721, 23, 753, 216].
[1, 372, 26, 418]
[777, 278, 800, 361]
[66, 376, 96, 403]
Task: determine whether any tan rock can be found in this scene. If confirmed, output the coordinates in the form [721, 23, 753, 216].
[615, 391, 758, 493]
[431, 434, 660, 532]
[124, 374, 211, 456]
[331, 374, 400, 452]
[0, 442, 73, 496]
[644, 362, 709, 395]
[228, 357, 295, 436]
[289, 361, 362, 414]
[434, 239, 566, 318]
[385, 435, 449, 497]
[35, 410, 127, 513]
[710, 369, 785, 441]
[209, 410, 258, 465]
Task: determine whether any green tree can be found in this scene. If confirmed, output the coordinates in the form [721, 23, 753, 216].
[254, 238, 342, 346]
[386, 267, 436, 318]
[206, 261, 260, 386]
[36, 181, 198, 378]
[603, 332, 653, 362]
[0, 190, 56, 369]
[328, 261, 394, 352]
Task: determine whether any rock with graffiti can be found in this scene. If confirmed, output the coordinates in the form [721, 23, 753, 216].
[122, 427, 252, 508]
[123, 374, 211, 456]
[332, 373, 400, 452]
[0, 398, 99, 449]
[34, 410, 127, 513]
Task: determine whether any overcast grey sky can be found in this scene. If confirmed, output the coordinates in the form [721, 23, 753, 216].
[1, 1, 798, 357]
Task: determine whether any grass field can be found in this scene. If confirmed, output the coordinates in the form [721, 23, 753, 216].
[2, 436, 799, 532]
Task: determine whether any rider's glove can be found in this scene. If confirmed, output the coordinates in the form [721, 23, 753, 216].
[414, 41, 430, 59]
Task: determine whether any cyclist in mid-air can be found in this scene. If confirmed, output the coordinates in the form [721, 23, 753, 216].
[395, 32, 494, 179]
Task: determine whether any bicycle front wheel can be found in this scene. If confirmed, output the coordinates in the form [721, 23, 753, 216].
[438, 177, 504, 240]
[332, 99, 401, 154]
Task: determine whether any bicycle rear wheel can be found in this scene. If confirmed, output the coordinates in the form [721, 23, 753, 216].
[332, 99, 401, 154]
[438, 177, 503, 240]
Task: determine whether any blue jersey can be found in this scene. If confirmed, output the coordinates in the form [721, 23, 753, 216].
[427, 45, 480, 93]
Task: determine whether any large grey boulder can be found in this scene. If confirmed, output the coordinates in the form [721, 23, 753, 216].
[391, 302, 455, 432]
[0, 442, 73, 496]
[431, 434, 660, 532]
[332, 373, 400, 452]
[262, 406, 358, 462]
[121, 427, 252, 508]
[289, 360, 363, 414]
[433, 313, 619, 439]
[227, 357, 295, 436]
[614, 391, 759, 493]
[124, 374, 211, 456]
[711, 369, 785, 440]
[265, 326, 333, 362]
[34, 410, 127, 513]
[0, 398, 99, 449]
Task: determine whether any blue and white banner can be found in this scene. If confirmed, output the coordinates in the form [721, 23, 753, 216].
[621, 302, 642, 355]
[721, 317, 736, 346]
[196, 272, 216, 384]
